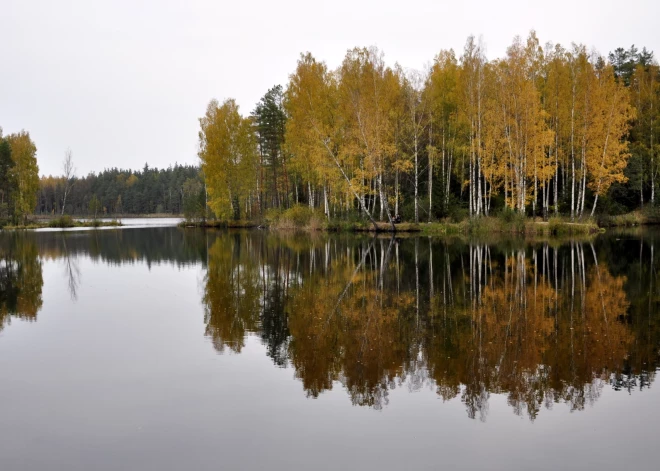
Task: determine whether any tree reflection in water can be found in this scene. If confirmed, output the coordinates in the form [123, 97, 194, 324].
[1, 228, 656, 421]
[203, 232, 659, 419]
[0, 233, 43, 332]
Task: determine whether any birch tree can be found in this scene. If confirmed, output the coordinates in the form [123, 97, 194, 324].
[588, 62, 634, 215]
[338, 47, 400, 229]
[425, 50, 459, 218]
[198, 99, 258, 220]
[61, 148, 76, 215]
[400, 68, 427, 223]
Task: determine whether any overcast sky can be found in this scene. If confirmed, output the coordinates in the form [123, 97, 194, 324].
[2, 0, 659, 176]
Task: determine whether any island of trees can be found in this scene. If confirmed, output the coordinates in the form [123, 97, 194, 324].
[198, 32, 659, 231]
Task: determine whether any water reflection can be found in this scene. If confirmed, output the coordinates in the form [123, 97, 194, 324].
[60, 236, 81, 300]
[0, 233, 43, 331]
[36, 227, 209, 268]
[202, 232, 659, 419]
[1, 227, 658, 421]
[1, 228, 210, 304]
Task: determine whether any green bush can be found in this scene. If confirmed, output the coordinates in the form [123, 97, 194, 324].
[498, 208, 525, 232]
[287, 205, 317, 226]
[48, 215, 75, 228]
[499, 207, 517, 223]
[448, 206, 469, 223]
[547, 217, 563, 234]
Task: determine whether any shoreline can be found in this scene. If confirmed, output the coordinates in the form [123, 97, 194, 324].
[4, 210, 658, 235]
[31, 213, 183, 220]
[178, 217, 604, 237]
[2, 218, 123, 230]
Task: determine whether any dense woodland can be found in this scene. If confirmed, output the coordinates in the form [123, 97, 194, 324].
[36, 164, 203, 216]
[199, 33, 659, 226]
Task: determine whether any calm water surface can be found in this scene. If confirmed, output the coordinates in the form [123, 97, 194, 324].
[1, 225, 658, 470]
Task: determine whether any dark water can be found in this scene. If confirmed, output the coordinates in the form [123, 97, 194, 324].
[1, 224, 658, 470]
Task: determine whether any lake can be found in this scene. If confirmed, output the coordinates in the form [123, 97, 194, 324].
[1, 222, 658, 470]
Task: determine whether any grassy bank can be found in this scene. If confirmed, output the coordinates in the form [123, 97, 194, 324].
[420, 217, 600, 237]
[178, 220, 262, 229]
[32, 213, 183, 221]
[3, 216, 123, 230]
[179, 205, 601, 237]
[598, 208, 660, 227]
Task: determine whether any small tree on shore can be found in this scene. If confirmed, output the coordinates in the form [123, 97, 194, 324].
[88, 194, 101, 219]
[61, 148, 76, 215]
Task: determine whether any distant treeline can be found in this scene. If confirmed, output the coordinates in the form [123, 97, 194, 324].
[198, 33, 660, 226]
[37, 164, 204, 216]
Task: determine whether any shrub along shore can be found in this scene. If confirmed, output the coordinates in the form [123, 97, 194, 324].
[178, 205, 615, 237]
[180, 218, 601, 236]
[5, 207, 658, 235]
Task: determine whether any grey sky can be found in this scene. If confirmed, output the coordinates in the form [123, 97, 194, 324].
[2, 0, 658, 177]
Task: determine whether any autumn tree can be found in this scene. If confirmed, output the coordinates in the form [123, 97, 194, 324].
[285, 53, 372, 224]
[399, 68, 427, 222]
[425, 49, 460, 218]
[588, 62, 634, 215]
[494, 33, 553, 215]
[338, 47, 401, 229]
[198, 99, 258, 220]
[459, 36, 488, 216]
[5, 130, 39, 225]
[0, 129, 14, 220]
[544, 43, 572, 215]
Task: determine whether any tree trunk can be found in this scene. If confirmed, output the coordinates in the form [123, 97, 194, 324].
[323, 183, 329, 219]
[308, 181, 313, 208]
[414, 133, 419, 223]
[378, 172, 396, 232]
[395, 169, 399, 218]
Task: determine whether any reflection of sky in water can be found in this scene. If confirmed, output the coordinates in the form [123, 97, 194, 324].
[34, 217, 183, 232]
[0, 228, 658, 470]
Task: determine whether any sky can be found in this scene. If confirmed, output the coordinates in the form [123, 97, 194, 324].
[1, 0, 659, 177]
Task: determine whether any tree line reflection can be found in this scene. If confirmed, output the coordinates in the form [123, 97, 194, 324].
[35, 228, 209, 269]
[0, 228, 209, 324]
[202, 232, 659, 419]
[1, 228, 657, 420]
[0, 233, 43, 332]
